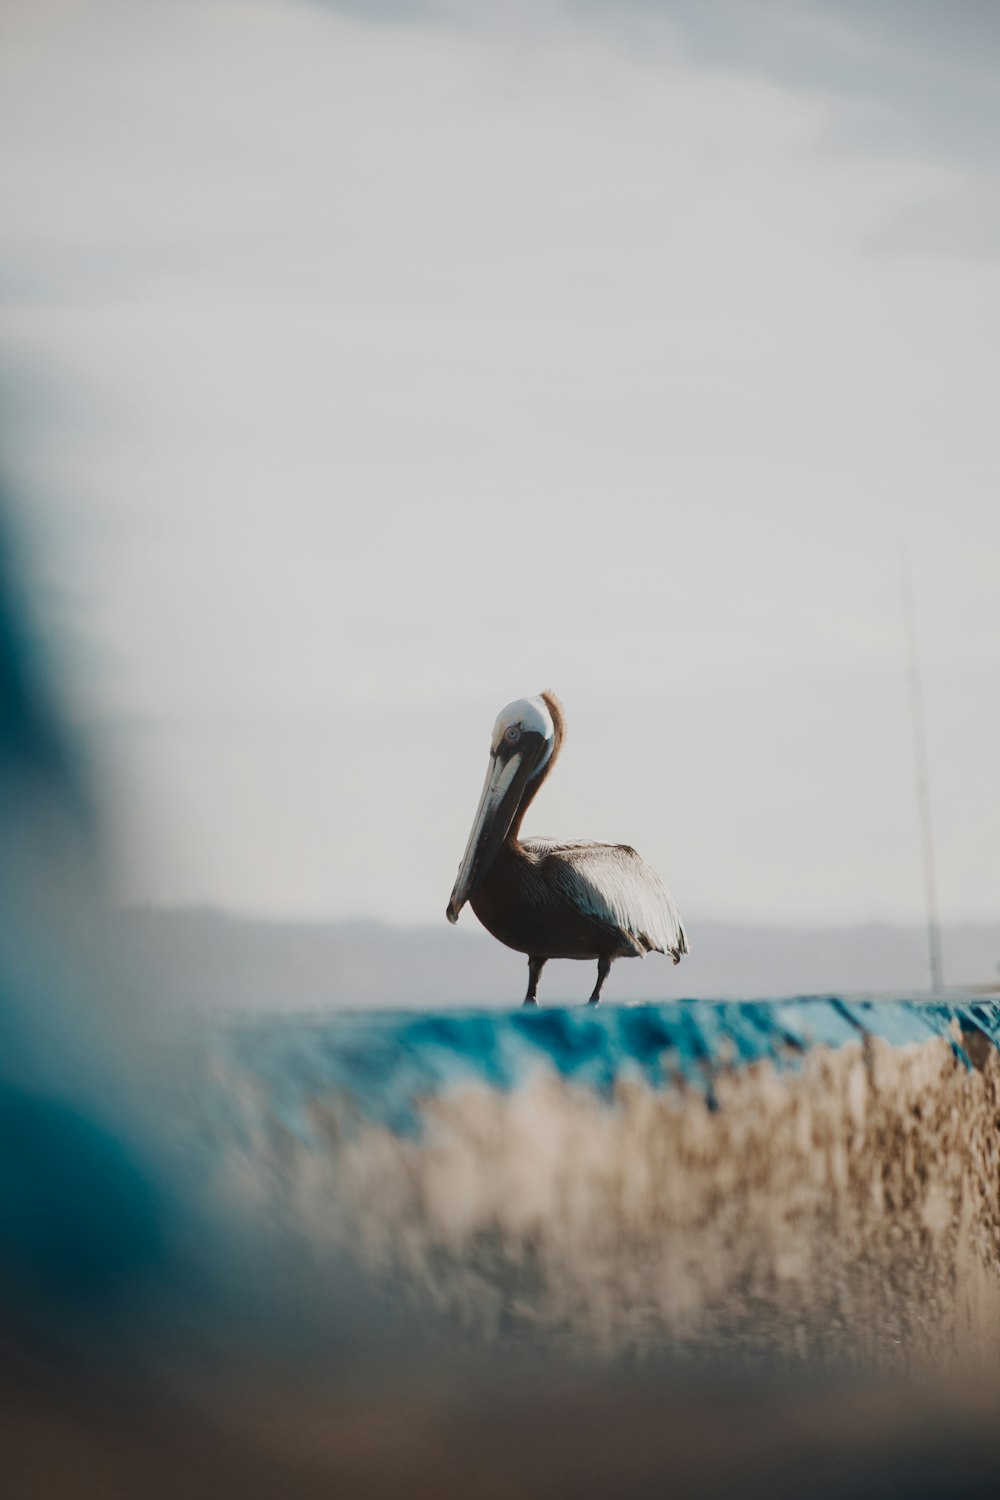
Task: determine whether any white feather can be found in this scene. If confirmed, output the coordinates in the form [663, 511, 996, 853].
[522, 839, 689, 962]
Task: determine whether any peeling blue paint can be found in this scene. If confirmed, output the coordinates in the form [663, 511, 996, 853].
[217, 995, 1000, 1141]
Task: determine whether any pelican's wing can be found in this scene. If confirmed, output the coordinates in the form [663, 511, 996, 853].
[524, 839, 689, 963]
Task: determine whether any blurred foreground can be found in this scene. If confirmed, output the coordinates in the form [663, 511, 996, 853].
[4, 1352, 1000, 1499]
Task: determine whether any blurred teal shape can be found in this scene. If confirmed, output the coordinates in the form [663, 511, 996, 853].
[0, 500, 176, 1324]
[0, 1087, 166, 1296]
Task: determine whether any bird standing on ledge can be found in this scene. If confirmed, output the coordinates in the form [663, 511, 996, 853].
[446, 691, 688, 1006]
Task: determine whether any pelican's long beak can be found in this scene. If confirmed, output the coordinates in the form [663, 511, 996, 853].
[446, 746, 537, 923]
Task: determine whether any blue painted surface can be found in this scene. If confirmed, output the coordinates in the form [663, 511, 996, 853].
[218, 995, 1000, 1140]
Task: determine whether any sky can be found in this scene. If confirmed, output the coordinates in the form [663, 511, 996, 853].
[0, 0, 997, 930]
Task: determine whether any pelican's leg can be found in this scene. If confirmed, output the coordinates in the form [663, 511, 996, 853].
[524, 956, 546, 1006]
[588, 956, 611, 1006]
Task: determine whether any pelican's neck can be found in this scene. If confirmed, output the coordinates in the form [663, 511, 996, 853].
[507, 690, 564, 845]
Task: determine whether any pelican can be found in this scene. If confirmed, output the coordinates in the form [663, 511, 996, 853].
[446, 691, 688, 1006]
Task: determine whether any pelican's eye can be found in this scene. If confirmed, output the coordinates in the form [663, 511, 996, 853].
[504, 725, 521, 744]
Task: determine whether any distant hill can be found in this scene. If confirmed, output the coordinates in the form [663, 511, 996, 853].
[115, 908, 1000, 1013]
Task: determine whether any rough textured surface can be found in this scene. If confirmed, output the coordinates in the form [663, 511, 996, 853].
[213, 1004, 1000, 1369]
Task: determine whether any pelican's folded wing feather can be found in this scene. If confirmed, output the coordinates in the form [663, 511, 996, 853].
[524, 839, 689, 962]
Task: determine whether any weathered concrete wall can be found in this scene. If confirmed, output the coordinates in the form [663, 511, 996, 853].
[219, 1023, 1000, 1369]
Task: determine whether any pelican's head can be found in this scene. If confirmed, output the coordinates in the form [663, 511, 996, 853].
[446, 694, 557, 924]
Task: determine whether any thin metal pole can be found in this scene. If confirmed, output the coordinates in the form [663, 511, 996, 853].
[899, 547, 943, 992]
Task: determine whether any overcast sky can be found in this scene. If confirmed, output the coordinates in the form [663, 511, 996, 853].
[1, 0, 997, 929]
